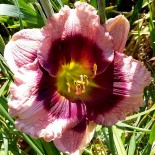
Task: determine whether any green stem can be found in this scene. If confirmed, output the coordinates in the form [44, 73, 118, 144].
[35, 2, 47, 24]
[108, 126, 116, 155]
[97, 0, 106, 24]
[22, 135, 43, 155]
[38, 0, 54, 18]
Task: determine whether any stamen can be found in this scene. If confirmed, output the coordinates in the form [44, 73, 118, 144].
[73, 75, 89, 95]
[82, 84, 86, 93]
[80, 75, 84, 82]
[75, 84, 82, 95]
[77, 80, 85, 85]
[66, 82, 71, 93]
[57, 62, 92, 97]
[93, 64, 97, 76]
[84, 75, 89, 85]
[93, 64, 97, 78]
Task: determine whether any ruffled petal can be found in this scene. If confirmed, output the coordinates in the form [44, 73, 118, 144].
[105, 15, 130, 52]
[4, 29, 43, 72]
[85, 51, 151, 126]
[37, 2, 114, 76]
[54, 119, 96, 155]
[9, 61, 86, 141]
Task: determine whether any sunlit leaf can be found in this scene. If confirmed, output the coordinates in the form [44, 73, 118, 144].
[128, 131, 136, 155]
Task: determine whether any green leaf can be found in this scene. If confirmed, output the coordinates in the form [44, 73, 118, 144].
[150, 143, 155, 155]
[62, 0, 68, 5]
[108, 126, 116, 155]
[149, 122, 155, 144]
[112, 126, 127, 155]
[124, 105, 155, 121]
[51, 0, 60, 12]
[141, 143, 152, 155]
[148, 1, 155, 56]
[129, 0, 144, 25]
[56, 0, 63, 7]
[0, 80, 10, 96]
[0, 4, 23, 18]
[90, 0, 97, 9]
[128, 131, 136, 155]
[0, 3, 44, 27]
[2, 134, 8, 155]
[0, 35, 5, 55]
[116, 122, 150, 133]
[0, 54, 13, 79]
[41, 140, 60, 155]
[0, 96, 14, 124]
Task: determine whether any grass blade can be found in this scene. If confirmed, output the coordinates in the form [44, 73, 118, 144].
[41, 140, 60, 155]
[112, 126, 127, 155]
[128, 131, 136, 155]
[108, 126, 116, 155]
[148, 1, 155, 56]
[129, 0, 144, 25]
[149, 122, 155, 145]
[0, 35, 5, 55]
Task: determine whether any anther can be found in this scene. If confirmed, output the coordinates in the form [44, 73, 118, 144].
[77, 80, 85, 85]
[93, 64, 97, 78]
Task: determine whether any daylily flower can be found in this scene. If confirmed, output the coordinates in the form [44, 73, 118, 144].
[4, 2, 151, 155]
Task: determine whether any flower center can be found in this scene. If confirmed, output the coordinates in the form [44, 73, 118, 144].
[56, 61, 98, 100]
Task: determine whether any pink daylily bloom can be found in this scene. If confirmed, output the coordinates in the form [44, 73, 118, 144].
[4, 2, 151, 155]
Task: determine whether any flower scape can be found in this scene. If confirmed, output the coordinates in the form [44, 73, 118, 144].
[4, 2, 151, 155]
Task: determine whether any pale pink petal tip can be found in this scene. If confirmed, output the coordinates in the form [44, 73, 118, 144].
[105, 15, 130, 52]
[4, 29, 43, 72]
